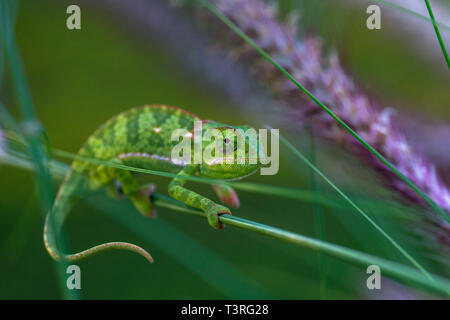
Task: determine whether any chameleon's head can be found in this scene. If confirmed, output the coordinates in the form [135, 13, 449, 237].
[198, 121, 264, 180]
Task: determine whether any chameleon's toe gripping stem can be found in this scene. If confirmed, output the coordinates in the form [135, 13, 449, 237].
[206, 203, 232, 230]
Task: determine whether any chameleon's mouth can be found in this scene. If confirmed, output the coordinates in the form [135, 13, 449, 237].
[205, 157, 260, 166]
[226, 168, 260, 181]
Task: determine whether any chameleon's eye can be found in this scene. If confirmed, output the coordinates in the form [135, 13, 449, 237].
[223, 137, 238, 154]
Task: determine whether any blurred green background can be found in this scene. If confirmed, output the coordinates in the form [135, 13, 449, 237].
[0, 0, 449, 299]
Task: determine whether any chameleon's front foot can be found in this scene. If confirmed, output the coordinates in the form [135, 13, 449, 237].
[212, 184, 240, 208]
[131, 184, 157, 218]
[206, 203, 232, 230]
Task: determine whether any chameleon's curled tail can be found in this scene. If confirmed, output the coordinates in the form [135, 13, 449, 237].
[43, 170, 153, 264]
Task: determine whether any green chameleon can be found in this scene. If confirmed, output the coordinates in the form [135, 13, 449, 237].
[44, 104, 262, 263]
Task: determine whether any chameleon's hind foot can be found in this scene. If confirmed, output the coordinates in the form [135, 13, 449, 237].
[212, 184, 240, 209]
[206, 203, 231, 230]
[131, 184, 157, 218]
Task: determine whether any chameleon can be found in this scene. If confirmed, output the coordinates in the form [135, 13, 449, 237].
[44, 104, 262, 264]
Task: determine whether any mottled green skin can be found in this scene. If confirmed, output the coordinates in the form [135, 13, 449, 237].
[43, 104, 260, 263]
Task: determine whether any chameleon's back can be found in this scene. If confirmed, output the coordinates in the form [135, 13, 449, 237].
[72, 104, 200, 188]
[44, 105, 199, 263]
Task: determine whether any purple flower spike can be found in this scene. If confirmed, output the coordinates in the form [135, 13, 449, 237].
[205, 0, 450, 246]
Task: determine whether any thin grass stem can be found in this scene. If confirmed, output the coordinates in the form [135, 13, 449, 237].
[424, 0, 450, 69]
[308, 126, 328, 299]
[1, 0, 78, 300]
[277, 131, 433, 281]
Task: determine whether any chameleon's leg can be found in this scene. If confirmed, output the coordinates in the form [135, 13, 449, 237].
[212, 184, 240, 209]
[113, 168, 157, 218]
[106, 179, 126, 200]
[139, 183, 157, 217]
[168, 165, 231, 229]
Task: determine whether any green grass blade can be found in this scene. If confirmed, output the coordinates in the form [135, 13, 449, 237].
[424, 0, 450, 69]
[1, 0, 78, 299]
[2, 0, 52, 210]
[308, 127, 328, 299]
[50, 147, 338, 203]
